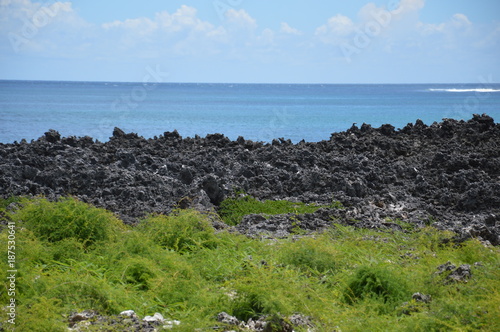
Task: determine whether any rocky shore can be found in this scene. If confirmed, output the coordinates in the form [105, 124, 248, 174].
[1, 114, 499, 244]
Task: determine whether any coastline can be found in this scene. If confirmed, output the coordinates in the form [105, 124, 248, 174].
[0, 113, 499, 243]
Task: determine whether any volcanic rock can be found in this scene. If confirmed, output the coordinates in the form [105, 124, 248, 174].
[0, 114, 499, 242]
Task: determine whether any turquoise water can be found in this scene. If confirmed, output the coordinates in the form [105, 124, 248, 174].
[1, 80, 499, 143]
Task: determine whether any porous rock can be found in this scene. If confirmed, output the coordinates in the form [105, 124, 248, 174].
[412, 292, 432, 303]
[435, 262, 473, 284]
[67, 310, 178, 331]
[0, 114, 498, 242]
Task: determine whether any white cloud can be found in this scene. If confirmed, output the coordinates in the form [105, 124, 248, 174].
[258, 28, 274, 45]
[104, 6, 216, 35]
[311, 0, 467, 65]
[98, 5, 230, 55]
[280, 22, 302, 36]
[1, 0, 79, 25]
[314, 0, 425, 44]
[356, 0, 424, 25]
[357, 3, 381, 22]
[410, 12, 477, 53]
[97, 6, 276, 59]
[103, 17, 158, 35]
[163, 5, 216, 33]
[225, 9, 257, 30]
[316, 14, 354, 37]
[416, 21, 444, 35]
[206, 25, 228, 42]
[314, 14, 355, 46]
[313, 0, 428, 50]
[1, 0, 92, 54]
[392, 0, 425, 15]
[450, 13, 471, 28]
[2, 0, 497, 83]
[171, 5, 198, 26]
[50, 2, 72, 13]
[417, 13, 472, 35]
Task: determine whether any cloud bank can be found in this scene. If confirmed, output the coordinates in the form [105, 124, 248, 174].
[1, 0, 499, 83]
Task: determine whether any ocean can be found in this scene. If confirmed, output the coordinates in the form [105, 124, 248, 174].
[1, 80, 499, 144]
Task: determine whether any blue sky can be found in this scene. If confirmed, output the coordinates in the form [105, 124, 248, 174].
[0, 0, 499, 83]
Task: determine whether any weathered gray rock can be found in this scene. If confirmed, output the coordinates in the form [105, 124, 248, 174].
[216, 312, 311, 331]
[119, 310, 136, 317]
[412, 292, 432, 303]
[446, 264, 472, 283]
[142, 312, 164, 323]
[67, 310, 179, 331]
[68, 310, 97, 327]
[436, 261, 457, 274]
[217, 312, 240, 326]
[0, 114, 498, 243]
[435, 262, 473, 284]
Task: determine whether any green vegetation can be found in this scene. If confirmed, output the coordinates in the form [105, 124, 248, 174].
[342, 265, 410, 312]
[1, 196, 500, 331]
[10, 196, 125, 247]
[218, 193, 340, 225]
[137, 210, 219, 253]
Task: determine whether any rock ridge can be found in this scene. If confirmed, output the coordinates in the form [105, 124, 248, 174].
[1, 114, 499, 244]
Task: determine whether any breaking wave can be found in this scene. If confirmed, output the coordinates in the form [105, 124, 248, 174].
[428, 88, 500, 93]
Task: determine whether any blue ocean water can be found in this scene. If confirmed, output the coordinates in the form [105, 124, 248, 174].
[1, 80, 500, 143]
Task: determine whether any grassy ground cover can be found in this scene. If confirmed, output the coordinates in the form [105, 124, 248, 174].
[218, 193, 341, 226]
[1, 196, 499, 331]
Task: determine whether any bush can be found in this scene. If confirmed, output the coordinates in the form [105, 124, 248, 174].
[48, 237, 86, 263]
[342, 265, 410, 310]
[47, 275, 118, 314]
[229, 291, 268, 322]
[228, 270, 295, 321]
[280, 237, 338, 275]
[117, 257, 157, 291]
[12, 197, 123, 247]
[2, 195, 499, 330]
[15, 297, 67, 332]
[138, 210, 218, 253]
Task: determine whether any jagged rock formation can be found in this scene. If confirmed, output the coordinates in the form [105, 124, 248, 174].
[1, 114, 499, 243]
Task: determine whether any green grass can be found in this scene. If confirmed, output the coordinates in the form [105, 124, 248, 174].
[10, 196, 124, 247]
[218, 193, 341, 225]
[1, 196, 499, 331]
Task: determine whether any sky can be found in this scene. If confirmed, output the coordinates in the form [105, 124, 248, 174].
[0, 0, 499, 83]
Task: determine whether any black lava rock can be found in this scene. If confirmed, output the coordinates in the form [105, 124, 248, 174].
[0, 114, 499, 243]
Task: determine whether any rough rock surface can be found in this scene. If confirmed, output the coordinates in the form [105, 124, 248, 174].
[67, 310, 180, 331]
[1, 114, 499, 243]
[435, 261, 473, 284]
[216, 312, 313, 331]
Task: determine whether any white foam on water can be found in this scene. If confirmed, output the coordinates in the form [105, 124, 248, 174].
[428, 88, 500, 93]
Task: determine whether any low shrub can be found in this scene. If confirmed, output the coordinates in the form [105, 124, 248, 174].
[116, 257, 157, 291]
[11, 197, 123, 247]
[137, 210, 219, 253]
[280, 237, 339, 275]
[14, 297, 67, 332]
[226, 266, 298, 321]
[342, 265, 410, 310]
[1, 196, 499, 331]
[48, 237, 86, 263]
[188, 231, 264, 282]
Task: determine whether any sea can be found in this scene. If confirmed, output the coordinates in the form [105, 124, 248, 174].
[1, 80, 500, 144]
